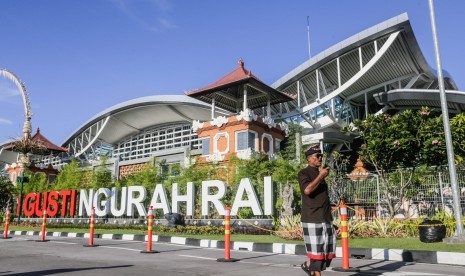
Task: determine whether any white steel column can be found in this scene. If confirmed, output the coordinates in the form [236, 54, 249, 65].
[316, 70, 320, 100]
[211, 97, 216, 119]
[365, 92, 368, 118]
[359, 47, 363, 70]
[243, 85, 248, 111]
[267, 99, 271, 117]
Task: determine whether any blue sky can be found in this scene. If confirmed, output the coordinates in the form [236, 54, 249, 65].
[1, 0, 464, 145]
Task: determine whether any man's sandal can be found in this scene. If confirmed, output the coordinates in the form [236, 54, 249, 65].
[300, 262, 315, 276]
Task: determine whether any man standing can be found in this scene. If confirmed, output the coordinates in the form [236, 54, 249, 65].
[298, 145, 335, 276]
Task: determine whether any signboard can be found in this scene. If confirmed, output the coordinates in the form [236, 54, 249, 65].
[17, 177, 274, 218]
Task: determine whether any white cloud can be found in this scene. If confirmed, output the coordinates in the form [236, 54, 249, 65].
[150, 0, 172, 12]
[110, 0, 175, 32]
[158, 18, 176, 29]
[0, 118, 13, 125]
[111, 0, 132, 16]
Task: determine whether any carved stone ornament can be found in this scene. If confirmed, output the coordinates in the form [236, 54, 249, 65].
[236, 148, 254, 160]
[262, 116, 276, 128]
[279, 122, 289, 135]
[348, 157, 369, 181]
[19, 153, 30, 165]
[206, 153, 224, 163]
[236, 108, 258, 122]
[210, 116, 228, 128]
[281, 184, 294, 217]
[192, 120, 205, 132]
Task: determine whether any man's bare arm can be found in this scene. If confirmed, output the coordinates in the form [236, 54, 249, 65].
[303, 167, 329, 195]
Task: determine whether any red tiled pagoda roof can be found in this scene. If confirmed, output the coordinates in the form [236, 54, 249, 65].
[31, 128, 68, 153]
[186, 59, 262, 95]
[185, 59, 294, 113]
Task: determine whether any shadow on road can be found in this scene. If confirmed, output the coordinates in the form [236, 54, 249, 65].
[348, 259, 415, 275]
[1, 264, 133, 276]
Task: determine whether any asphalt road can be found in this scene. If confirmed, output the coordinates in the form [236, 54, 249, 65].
[0, 235, 463, 276]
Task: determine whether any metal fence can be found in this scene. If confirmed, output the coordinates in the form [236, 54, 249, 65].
[328, 171, 465, 219]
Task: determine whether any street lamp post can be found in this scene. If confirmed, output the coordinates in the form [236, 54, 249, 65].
[428, 0, 464, 242]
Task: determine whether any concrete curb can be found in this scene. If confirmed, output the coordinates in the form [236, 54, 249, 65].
[2, 230, 464, 266]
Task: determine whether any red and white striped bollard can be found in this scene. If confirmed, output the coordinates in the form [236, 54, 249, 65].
[217, 205, 238, 262]
[1, 209, 12, 239]
[141, 206, 159, 253]
[333, 201, 359, 272]
[36, 209, 49, 242]
[83, 207, 97, 247]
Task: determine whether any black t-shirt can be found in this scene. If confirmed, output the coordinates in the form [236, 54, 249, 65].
[298, 166, 332, 223]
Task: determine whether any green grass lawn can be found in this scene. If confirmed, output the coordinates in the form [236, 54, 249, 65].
[8, 226, 465, 253]
[348, 237, 465, 253]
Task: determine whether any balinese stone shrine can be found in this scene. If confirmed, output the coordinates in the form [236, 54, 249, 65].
[185, 59, 294, 165]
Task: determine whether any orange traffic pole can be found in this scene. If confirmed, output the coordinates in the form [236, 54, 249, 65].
[36, 209, 49, 242]
[141, 206, 159, 253]
[217, 205, 238, 262]
[84, 207, 97, 247]
[341, 202, 350, 269]
[333, 201, 359, 272]
[1, 209, 12, 239]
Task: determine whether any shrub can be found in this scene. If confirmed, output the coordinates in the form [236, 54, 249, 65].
[400, 218, 421, 237]
[368, 218, 406, 238]
[274, 214, 303, 240]
[333, 218, 373, 238]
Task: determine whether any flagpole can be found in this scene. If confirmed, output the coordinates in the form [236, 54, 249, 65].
[307, 16, 311, 59]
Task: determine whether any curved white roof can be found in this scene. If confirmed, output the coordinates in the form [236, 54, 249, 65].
[374, 89, 465, 113]
[62, 95, 229, 155]
[264, 13, 465, 137]
[269, 13, 459, 125]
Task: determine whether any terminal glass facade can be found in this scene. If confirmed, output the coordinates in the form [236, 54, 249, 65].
[113, 123, 200, 161]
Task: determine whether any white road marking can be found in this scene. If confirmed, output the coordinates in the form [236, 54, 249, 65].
[179, 255, 217, 260]
[97, 246, 141, 252]
[240, 261, 293, 267]
[51, 241, 77, 245]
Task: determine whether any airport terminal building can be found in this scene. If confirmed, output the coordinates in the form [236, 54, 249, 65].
[1, 13, 463, 178]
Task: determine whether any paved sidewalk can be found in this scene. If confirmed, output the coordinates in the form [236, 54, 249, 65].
[2, 230, 464, 267]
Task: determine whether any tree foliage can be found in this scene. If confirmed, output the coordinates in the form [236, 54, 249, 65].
[451, 113, 465, 165]
[54, 159, 84, 191]
[90, 157, 113, 189]
[280, 122, 304, 162]
[23, 172, 48, 193]
[0, 175, 16, 211]
[343, 107, 465, 217]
